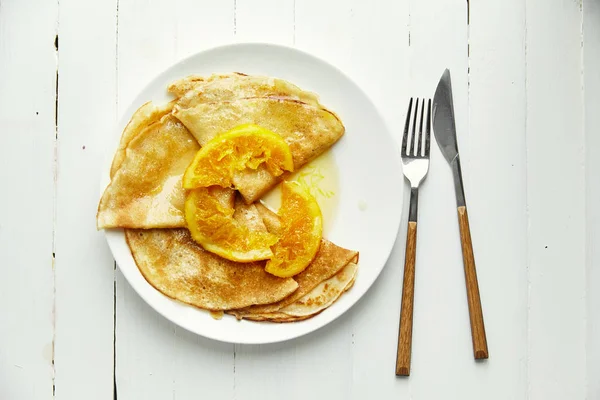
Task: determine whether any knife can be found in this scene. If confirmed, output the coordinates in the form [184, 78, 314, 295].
[433, 69, 489, 360]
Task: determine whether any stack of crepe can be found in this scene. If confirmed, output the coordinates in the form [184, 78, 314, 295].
[97, 73, 359, 322]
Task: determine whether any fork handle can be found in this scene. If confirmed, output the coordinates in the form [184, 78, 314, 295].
[457, 205, 489, 359]
[396, 189, 418, 376]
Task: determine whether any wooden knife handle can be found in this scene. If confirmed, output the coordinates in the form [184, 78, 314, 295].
[396, 221, 417, 376]
[457, 206, 489, 359]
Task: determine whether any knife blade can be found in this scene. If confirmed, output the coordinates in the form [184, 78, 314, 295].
[433, 70, 459, 164]
[433, 69, 465, 207]
[432, 69, 489, 360]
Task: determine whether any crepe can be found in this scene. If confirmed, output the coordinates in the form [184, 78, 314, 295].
[228, 203, 359, 319]
[110, 101, 175, 178]
[168, 73, 321, 106]
[228, 238, 358, 316]
[231, 262, 358, 322]
[170, 73, 344, 203]
[124, 200, 358, 318]
[173, 96, 344, 203]
[125, 228, 299, 310]
[278, 262, 357, 317]
[97, 112, 199, 229]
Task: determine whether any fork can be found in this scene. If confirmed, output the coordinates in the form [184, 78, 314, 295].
[396, 98, 431, 376]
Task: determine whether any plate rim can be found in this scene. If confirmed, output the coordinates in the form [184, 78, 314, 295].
[101, 41, 403, 344]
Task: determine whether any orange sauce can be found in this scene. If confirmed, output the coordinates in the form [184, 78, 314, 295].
[260, 151, 339, 235]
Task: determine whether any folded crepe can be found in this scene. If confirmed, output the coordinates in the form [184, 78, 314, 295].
[125, 228, 298, 310]
[230, 262, 358, 322]
[278, 262, 357, 317]
[97, 109, 199, 229]
[227, 203, 359, 320]
[123, 200, 358, 317]
[171, 74, 345, 203]
[110, 101, 175, 178]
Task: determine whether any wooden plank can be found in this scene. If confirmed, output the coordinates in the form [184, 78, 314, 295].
[525, 0, 586, 398]
[294, 1, 411, 398]
[235, 0, 294, 44]
[405, 0, 488, 397]
[0, 1, 58, 399]
[116, 0, 176, 113]
[584, 0, 600, 397]
[52, 0, 117, 399]
[114, 1, 235, 399]
[295, 0, 409, 123]
[175, 0, 234, 58]
[467, 0, 528, 397]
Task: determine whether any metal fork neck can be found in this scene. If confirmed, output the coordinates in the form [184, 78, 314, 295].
[408, 187, 419, 222]
[451, 155, 466, 207]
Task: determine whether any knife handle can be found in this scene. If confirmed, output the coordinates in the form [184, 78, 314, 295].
[396, 221, 417, 376]
[457, 206, 489, 360]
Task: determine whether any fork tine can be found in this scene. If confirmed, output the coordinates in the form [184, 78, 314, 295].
[411, 98, 419, 156]
[417, 98, 425, 157]
[402, 98, 413, 155]
[425, 99, 432, 156]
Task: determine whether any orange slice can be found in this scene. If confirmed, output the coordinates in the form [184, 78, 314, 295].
[185, 187, 278, 262]
[265, 181, 323, 277]
[182, 124, 294, 190]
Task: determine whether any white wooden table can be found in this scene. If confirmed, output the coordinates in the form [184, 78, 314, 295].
[1, 0, 599, 398]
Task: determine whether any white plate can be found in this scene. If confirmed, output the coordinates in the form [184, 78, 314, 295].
[102, 43, 403, 344]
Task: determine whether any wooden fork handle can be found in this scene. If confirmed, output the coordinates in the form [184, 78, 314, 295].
[457, 206, 489, 359]
[396, 221, 417, 376]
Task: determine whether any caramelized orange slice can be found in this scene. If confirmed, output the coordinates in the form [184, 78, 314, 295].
[185, 187, 278, 262]
[265, 182, 323, 277]
[182, 124, 294, 190]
